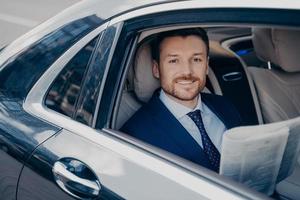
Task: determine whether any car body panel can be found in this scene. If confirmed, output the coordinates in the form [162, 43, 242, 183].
[0, 46, 5, 53]
[0, 94, 60, 199]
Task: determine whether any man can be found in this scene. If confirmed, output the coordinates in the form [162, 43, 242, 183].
[121, 28, 242, 172]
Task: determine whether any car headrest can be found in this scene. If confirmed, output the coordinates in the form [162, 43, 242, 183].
[133, 42, 160, 103]
[252, 28, 300, 72]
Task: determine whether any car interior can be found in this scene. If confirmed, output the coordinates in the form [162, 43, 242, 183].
[111, 24, 300, 200]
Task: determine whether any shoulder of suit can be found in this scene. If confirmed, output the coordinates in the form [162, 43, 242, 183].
[130, 95, 161, 118]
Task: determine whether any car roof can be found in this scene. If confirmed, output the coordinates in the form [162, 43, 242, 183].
[73, 0, 173, 21]
[0, 0, 172, 65]
[44, 0, 300, 25]
[61, 0, 300, 23]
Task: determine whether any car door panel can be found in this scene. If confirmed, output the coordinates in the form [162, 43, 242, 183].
[18, 129, 124, 200]
[0, 148, 23, 200]
[0, 96, 60, 200]
[17, 128, 241, 200]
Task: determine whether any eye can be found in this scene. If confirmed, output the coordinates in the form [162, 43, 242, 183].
[168, 59, 178, 64]
[193, 57, 202, 62]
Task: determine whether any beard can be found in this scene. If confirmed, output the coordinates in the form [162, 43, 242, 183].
[161, 74, 205, 101]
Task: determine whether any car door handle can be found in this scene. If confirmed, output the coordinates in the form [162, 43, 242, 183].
[222, 72, 242, 82]
[52, 158, 101, 199]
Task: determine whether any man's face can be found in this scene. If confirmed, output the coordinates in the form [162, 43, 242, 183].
[152, 35, 208, 107]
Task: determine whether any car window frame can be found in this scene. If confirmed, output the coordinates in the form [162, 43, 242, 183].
[24, 22, 109, 127]
[100, 7, 300, 131]
[95, 7, 300, 200]
[43, 34, 101, 120]
[73, 23, 123, 127]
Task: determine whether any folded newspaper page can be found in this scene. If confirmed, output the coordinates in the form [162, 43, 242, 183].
[276, 117, 300, 182]
[220, 117, 300, 195]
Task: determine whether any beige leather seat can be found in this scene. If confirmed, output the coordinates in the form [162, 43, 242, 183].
[248, 27, 300, 199]
[249, 28, 300, 124]
[115, 43, 156, 129]
[116, 41, 218, 129]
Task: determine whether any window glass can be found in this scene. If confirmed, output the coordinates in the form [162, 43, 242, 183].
[0, 15, 103, 99]
[74, 26, 117, 126]
[45, 36, 99, 118]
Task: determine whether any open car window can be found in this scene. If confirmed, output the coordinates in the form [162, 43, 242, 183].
[108, 24, 300, 200]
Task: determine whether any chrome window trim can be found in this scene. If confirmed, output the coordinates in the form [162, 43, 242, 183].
[110, 34, 139, 130]
[221, 35, 264, 124]
[109, 1, 300, 26]
[92, 22, 123, 128]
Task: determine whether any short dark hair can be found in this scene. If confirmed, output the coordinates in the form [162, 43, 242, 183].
[151, 28, 209, 62]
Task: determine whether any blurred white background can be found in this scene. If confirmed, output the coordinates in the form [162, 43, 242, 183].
[0, 0, 80, 47]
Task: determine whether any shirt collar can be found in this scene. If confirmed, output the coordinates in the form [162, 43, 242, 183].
[159, 89, 203, 119]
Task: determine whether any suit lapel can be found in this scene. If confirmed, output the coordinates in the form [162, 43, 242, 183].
[146, 93, 212, 168]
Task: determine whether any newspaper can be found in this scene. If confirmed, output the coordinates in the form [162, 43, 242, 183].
[276, 118, 300, 182]
[220, 117, 300, 195]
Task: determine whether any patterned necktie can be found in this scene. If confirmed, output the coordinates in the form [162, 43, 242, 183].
[187, 109, 220, 172]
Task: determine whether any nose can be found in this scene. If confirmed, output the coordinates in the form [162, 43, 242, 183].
[181, 60, 192, 76]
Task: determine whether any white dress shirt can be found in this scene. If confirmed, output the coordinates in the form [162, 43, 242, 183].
[159, 90, 226, 152]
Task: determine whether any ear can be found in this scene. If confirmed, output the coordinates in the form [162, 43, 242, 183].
[206, 56, 209, 75]
[152, 60, 160, 79]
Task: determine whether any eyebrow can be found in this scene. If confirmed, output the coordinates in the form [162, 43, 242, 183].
[193, 53, 205, 56]
[166, 54, 179, 57]
[166, 52, 205, 57]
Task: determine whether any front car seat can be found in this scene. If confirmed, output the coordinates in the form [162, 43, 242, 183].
[248, 27, 300, 199]
[248, 28, 300, 124]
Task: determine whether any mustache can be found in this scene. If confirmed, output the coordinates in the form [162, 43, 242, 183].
[173, 75, 200, 82]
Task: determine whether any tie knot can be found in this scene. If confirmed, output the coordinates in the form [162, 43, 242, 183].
[187, 109, 202, 121]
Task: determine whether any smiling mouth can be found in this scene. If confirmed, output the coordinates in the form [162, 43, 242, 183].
[176, 80, 197, 85]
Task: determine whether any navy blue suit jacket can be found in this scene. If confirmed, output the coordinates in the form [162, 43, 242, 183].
[121, 91, 242, 171]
